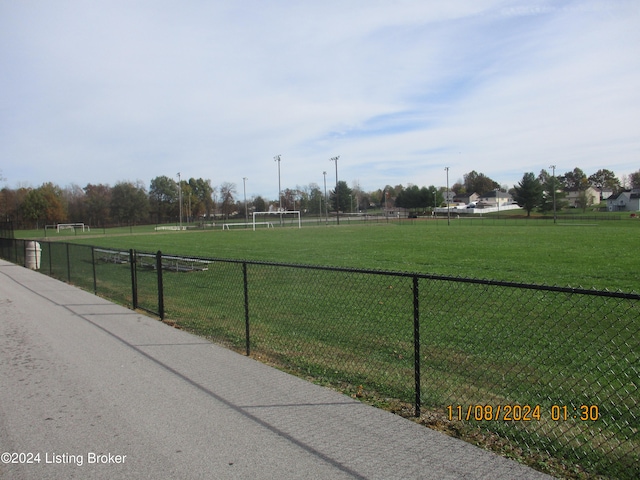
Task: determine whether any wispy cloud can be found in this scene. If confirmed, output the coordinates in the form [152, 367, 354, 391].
[1, 0, 638, 196]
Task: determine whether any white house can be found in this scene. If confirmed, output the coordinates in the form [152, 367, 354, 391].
[565, 186, 601, 208]
[477, 190, 513, 208]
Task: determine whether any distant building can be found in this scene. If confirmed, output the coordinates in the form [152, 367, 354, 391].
[477, 190, 513, 207]
[453, 193, 479, 205]
[606, 190, 640, 212]
[443, 190, 456, 204]
[565, 186, 601, 208]
[599, 188, 614, 201]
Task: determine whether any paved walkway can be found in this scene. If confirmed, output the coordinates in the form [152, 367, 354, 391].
[0, 260, 553, 479]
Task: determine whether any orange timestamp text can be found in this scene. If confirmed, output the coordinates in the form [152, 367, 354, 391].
[446, 404, 599, 422]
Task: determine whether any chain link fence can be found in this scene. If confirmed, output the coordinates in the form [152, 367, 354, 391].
[1, 237, 638, 479]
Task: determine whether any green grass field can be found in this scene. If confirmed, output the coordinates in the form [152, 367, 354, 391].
[36, 216, 640, 292]
[14, 215, 640, 478]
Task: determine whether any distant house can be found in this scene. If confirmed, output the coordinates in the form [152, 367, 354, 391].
[477, 190, 513, 207]
[443, 190, 456, 204]
[599, 188, 614, 201]
[453, 193, 479, 205]
[565, 186, 601, 208]
[606, 190, 640, 212]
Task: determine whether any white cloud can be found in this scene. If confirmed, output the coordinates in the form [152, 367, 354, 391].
[1, 0, 638, 197]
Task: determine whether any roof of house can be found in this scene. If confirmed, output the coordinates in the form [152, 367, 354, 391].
[607, 191, 638, 201]
[480, 190, 512, 198]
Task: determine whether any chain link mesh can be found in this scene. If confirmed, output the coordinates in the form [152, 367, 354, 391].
[1, 239, 637, 479]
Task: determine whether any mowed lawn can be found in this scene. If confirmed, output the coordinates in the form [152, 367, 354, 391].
[20, 218, 640, 477]
[62, 218, 640, 292]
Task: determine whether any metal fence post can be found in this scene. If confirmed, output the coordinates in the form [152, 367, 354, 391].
[413, 275, 421, 417]
[66, 243, 71, 283]
[47, 242, 52, 275]
[130, 249, 137, 310]
[243, 262, 250, 356]
[91, 246, 97, 294]
[156, 251, 164, 320]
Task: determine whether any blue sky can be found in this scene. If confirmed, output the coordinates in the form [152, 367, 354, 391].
[1, 0, 639, 199]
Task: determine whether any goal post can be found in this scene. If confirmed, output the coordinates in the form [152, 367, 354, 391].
[54, 223, 90, 233]
[252, 211, 301, 230]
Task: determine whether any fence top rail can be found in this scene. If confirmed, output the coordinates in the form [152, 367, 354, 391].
[137, 252, 211, 264]
[240, 259, 640, 300]
[130, 247, 640, 301]
[94, 247, 129, 254]
[5, 239, 639, 301]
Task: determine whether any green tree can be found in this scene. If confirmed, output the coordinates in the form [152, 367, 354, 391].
[253, 195, 267, 213]
[149, 175, 179, 223]
[426, 186, 443, 209]
[21, 189, 47, 229]
[630, 170, 640, 189]
[513, 172, 543, 217]
[20, 183, 68, 228]
[463, 171, 500, 195]
[304, 184, 323, 215]
[395, 185, 416, 210]
[84, 184, 112, 227]
[538, 172, 567, 214]
[330, 180, 352, 213]
[560, 168, 588, 190]
[589, 169, 621, 193]
[110, 181, 149, 226]
[188, 178, 214, 219]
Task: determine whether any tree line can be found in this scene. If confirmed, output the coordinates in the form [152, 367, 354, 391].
[1, 177, 218, 229]
[1, 167, 638, 229]
[0, 175, 372, 229]
[513, 168, 640, 216]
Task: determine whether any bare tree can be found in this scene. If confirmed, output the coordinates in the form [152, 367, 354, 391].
[218, 182, 236, 219]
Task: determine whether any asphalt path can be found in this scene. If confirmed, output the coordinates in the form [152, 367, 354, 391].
[0, 259, 553, 479]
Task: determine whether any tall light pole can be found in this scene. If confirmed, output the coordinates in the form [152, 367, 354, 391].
[384, 189, 388, 221]
[177, 172, 182, 229]
[550, 164, 557, 224]
[445, 167, 450, 226]
[274, 155, 282, 225]
[330, 156, 340, 225]
[243, 177, 248, 224]
[323, 171, 328, 225]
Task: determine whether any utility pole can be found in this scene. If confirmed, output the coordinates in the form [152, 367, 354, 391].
[323, 171, 328, 225]
[177, 172, 182, 229]
[549, 164, 557, 224]
[330, 156, 340, 225]
[445, 167, 450, 226]
[243, 177, 248, 225]
[274, 155, 282, 226]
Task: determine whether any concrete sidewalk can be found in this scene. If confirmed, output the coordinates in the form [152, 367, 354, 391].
[0, 259, 553, 479]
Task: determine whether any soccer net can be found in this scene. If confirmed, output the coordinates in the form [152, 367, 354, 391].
[252, 211, 301, 230]
[45, 223, 90, 233]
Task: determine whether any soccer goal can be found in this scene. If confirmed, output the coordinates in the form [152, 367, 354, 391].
[46, 223, 90, 233]
[252, 211, 301, 230]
